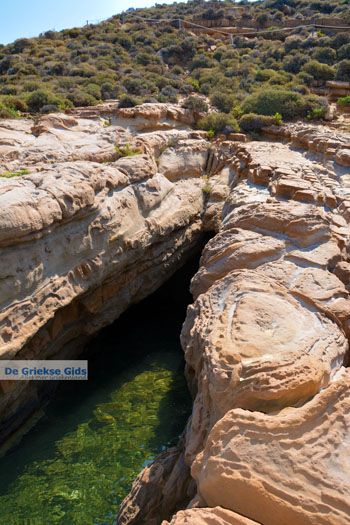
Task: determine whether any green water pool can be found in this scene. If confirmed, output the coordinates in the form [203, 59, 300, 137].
[0, 262, 195, 525]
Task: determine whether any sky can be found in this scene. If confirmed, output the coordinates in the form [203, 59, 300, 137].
[0, 0, 180, 44]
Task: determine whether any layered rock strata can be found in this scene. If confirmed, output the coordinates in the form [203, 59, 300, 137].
[66, 102, 201, 132]
[263, 122, 350, 167]
[1, 108, 350, 525]
[120, 131, 350, 524]
[0, 113, 207, 442]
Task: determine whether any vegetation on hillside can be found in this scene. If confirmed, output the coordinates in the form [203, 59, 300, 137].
[0, 0, 349, 125]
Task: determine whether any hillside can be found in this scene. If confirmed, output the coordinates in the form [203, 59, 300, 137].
[0, 0, 349, 126]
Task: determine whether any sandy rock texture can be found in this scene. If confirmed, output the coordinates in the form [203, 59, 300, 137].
[1, 107, 350, 525]
[162, 507, 262, 525]
[67, 101, 201, 133]
[120, 126, 350, 525]
[263, 122, 350, 166]
[181, 137, 350, 525]
[193, 370, 350, 525]
[0, 113, 208, 442]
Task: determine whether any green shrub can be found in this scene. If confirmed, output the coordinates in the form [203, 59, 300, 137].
[118, 95, 140, 108]
[336, 60, 350, 81]
[337, 96, 350, 106]
[1, 96, 27, 112]
[0, 85, 18, 95]
[306, 107, 326, 120]
[197, 112, 239, 136]
[338, 43, 350, 61]
[302, 60, 335, 81]
[312, 47, 336, 65]
[26, 89, 66, 113]
[159, 85, 178, 103]
[0, 168, 30, 178]
[242, 88, 326, 120]
[303, 94, 328, 114]
[115, 143, 141, 158]
[0, 0, 345, 120]
[0, 108, 14, 119]
[210, 92, 236, 114]
[182, 96, 208, 113]
[26, 90, 50, 113]
[255, 69, 277, 82]
[239, 113, 282, 133]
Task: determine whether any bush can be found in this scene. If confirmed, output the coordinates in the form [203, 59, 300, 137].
[304, 94, 328, 119]
[182, 96, 208, 113]
[336, 60, 350, 82]
[40, 104, 61, 114]
[302, 60, 335, 81]
[331, 33, 350, 50]
[1, 96, 27, 112]
[312, 47, 336, 65]
[0, 101, 18, 119]
[337, 96, 350, 106]
[242, 88, 326, 120]
[26, 90, 54, 113]
[338, 43, 350, 61]
[190, 54, 214, 71]
[306, 107, 326, 120]
[0, 85, 18, 95]
[159, 85, 178, 103]
[239, 113, 282, 133]
[197, 112, 239, 135]
[0, 0, 346, 121]
[67, 90, 96, 107]
[210, 92, 235, 113]
[118, 95, 140, 108]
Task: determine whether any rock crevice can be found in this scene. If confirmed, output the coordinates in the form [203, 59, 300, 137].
[1, 108, 350, 525]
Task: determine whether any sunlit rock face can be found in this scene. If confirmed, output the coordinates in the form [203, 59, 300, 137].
[162, 506, 262, 525]
[0, 113, 208, 442]
[66, 102, 201, 132]
[120, 125, 350, 525]
[192, 371, 350, 525]
[179, 136, 350, 525]
[1, 108, 350, 525]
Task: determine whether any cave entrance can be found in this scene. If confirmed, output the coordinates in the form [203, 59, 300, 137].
[0, 254, 202, 524]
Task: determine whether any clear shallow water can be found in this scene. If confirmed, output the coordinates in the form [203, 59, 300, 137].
[0, 261, 196, 525]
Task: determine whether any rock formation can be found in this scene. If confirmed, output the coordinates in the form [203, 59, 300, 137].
[118, 118, 350, 524]
[162, 507, 262, 525]
[0, 105, 350, 525]
[0, 111, 206, 442]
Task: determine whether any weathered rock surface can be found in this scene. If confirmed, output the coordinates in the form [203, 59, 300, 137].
[0, 113, 207, 442]
[162, 507, 262, 525]
[67, 102, 200, 132]
[121, 124, 350, 525]
[118, 439, 195, 525]
[263, 122, 350, 166]
[192, 370, 350, 525]
[1, 107, 350, 525]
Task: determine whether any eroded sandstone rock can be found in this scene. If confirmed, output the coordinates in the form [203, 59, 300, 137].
[0, 117, 207, 442]
[192, 370, 350, 525]
[1, 107, 350, 525]
[119, 123, 350, 525]
[163, 507, 262, 525]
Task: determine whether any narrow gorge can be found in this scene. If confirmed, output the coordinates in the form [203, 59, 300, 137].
[0, 102, 350, 525]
